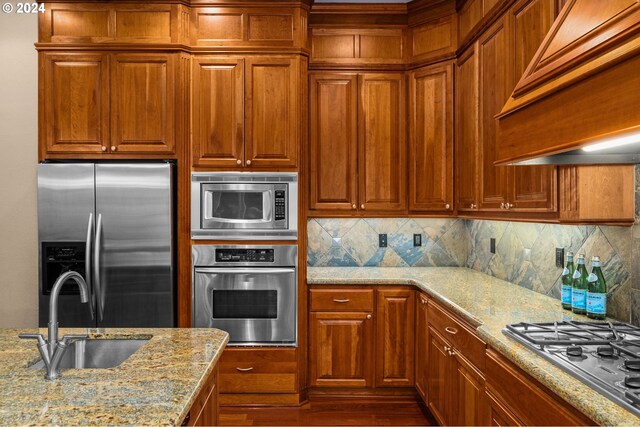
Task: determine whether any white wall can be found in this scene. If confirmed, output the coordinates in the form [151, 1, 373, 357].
[0, 12, 38, 327]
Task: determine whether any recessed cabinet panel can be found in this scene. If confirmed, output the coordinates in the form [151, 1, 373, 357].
[192, 57, 244, 167]
[309, 73, 358, 211]
[455, 45, 479, 212]
[409, 63, 453, 212]
[245, 57, 299, 168]
[111, 54, 175, 154]
[478, 16, 510, 210]
[43, 53, 109, 154]
[359, 73, 406, 212]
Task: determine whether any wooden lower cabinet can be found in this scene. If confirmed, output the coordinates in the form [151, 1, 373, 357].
[309, 311, 374, 387]
[308, 286, 414, 390]
[485, 389, 523, 426]
[184, 366, 218, 426]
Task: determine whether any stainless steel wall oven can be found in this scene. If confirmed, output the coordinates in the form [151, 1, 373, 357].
[192, 245, 297, 346]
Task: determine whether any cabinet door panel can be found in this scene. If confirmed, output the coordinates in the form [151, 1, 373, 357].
[509, 0, 558, 212]
[427, 327, 454, 426]
[245, 57, 299, 168]
[486, 390, 523, 427]
[309, 312, 374, 388]
[192, 57, 244, 168]
[42, 53, 109, 154]
[309, 73, 358, 211]
[415, 294, 429, 400]
[359, 73, 406, 211]
[455, 45, 479, 211]
[409, 63, 454, 212]
[111, 53, 175, 154]
[375, 289, 415, 387]
[478, 17, 510, 210]
[454, 353, 485, 426]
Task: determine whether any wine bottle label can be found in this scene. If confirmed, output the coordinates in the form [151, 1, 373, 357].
[562, 267, 570, 276]
[561, 285, 572, 304]
[572, 289, 587, 310]
[588, 273, 598, 282]
[587, 292, 606, 315]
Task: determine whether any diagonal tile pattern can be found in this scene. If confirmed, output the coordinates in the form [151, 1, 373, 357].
[308, 217, 637, 324]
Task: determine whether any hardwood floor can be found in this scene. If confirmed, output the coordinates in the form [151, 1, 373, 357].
[219, 397, 438, 426]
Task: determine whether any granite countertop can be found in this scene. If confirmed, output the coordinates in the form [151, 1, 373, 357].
[0, 328, 228, 426]
[308, 266, 640, 427]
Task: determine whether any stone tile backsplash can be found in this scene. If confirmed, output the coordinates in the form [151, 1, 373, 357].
[308, 218, 634, 323]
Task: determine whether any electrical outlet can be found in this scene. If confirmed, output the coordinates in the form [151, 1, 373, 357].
[413, 234, 422, 247]
[490, 238, 496, 254]
[379, 234, 387, 248]
[556, 248, 565, 268]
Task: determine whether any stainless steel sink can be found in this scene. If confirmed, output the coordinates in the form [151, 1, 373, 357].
[28, 339, 148, 371]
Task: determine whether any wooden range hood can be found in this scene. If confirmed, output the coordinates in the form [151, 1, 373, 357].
[496, 0, 640, 165]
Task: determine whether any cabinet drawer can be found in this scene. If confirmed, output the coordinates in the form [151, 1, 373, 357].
[427, 300, 485, 369]
[310, 289, 374, 312]
[219, 348, 297, 394]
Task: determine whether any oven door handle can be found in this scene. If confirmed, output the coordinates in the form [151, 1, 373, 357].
[194, 267, 295, 275]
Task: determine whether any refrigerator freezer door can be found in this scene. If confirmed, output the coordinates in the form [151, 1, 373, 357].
[95, 163, 174, 327]
[37, 163, 95, 327]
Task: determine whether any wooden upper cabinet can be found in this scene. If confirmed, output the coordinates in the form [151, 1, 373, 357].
[478, 15, 511, 211]
[309, 311, 375, 388]
[309, 73, 358, 211]
[245, 57, 299, 168]
[375, 289, 415, 387]
[508, 0, 558, 213]
[111, 54, 175, 155]
[192, 57, 245, 168]
[409, 62, 454, 212]
[42, 52, 109, 155]
[358, 73, 406, 212]
[455, 44, 479, 212]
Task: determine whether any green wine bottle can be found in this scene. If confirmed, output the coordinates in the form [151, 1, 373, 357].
[587, 256, 607, 320]
[571, 254, 588, 315]
[561, 252, 574, 310]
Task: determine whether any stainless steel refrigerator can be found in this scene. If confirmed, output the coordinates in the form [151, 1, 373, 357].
[37, 162, 175, 328]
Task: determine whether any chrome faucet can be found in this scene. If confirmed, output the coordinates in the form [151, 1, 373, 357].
[20, 271, 94, 379]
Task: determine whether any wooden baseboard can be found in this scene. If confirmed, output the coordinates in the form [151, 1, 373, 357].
[219, 393, 303, 406]
[306, 387, 419, 400]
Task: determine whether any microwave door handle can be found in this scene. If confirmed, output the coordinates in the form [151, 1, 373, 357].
[84, 213, 95, 321]
[194, 268, 295, 275]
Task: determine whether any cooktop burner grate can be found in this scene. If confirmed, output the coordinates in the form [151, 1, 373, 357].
[504, 321, 640, 347]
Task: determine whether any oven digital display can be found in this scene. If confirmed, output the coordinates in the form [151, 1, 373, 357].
[211, 290, 277, 319]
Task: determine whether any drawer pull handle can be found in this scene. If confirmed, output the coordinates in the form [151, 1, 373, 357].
[333, 298, 350, 303]
[445, 326, 458, 335]
[236, 367, 254, 372]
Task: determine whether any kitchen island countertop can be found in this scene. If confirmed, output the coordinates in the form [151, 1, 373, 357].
[0, 327, 228, 426]
[308, 266, 640, 427]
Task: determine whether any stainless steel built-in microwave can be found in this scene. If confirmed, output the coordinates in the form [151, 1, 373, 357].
[191, 172, 298, 240]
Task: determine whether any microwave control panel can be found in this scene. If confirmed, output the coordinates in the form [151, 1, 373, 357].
[274, 190, 286, 221]
[215, 248, 275, 263]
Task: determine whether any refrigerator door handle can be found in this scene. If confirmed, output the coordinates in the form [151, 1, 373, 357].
[84, 213, 95, 320]
[94, 213, 104, 321]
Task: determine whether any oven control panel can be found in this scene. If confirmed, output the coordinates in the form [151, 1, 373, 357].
[215, 248, 275, 263]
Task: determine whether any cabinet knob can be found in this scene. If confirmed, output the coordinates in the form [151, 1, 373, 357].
[236, 160, 242, 165]
[111, 146, 117, 152]
[470, 203, 476, 209]
[246, 160, 252, 166]
[352, 204, 356, 209]
[421, 298, 427, 305]
[101, 146, 107, 152]
[500, 202, 505, 209]
[448, 350, 455, 356]
[366, 314, 372, 320]
[444, 346, 450, 352]
[445, 203, 450, 209]
[360, 204, 365, 209]
[507, 203, 514, 209]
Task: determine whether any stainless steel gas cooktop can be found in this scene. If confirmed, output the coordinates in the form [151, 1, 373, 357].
[503, 321, 640, 416]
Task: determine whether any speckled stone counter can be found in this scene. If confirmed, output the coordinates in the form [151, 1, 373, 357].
[308, 267, 640, 427]
[0, 328, 228, 426]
